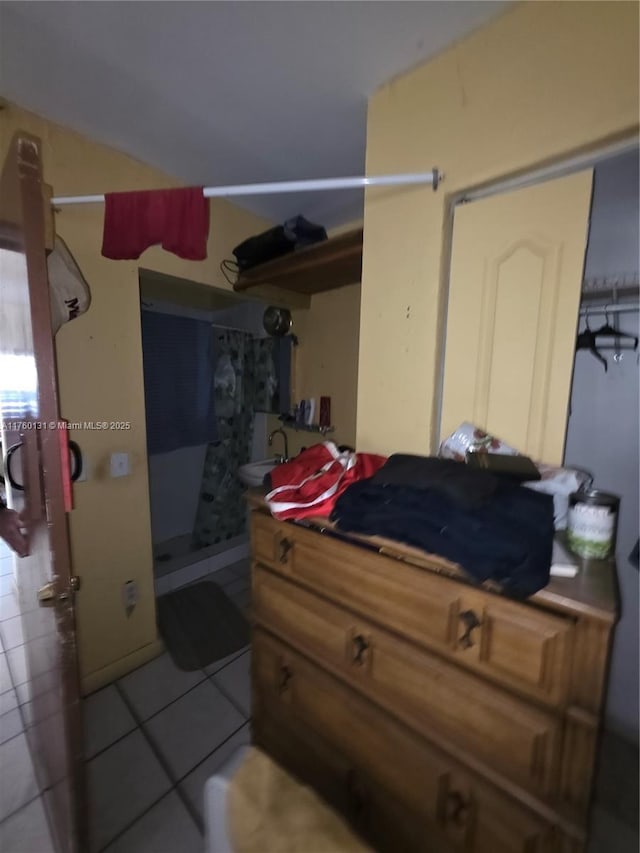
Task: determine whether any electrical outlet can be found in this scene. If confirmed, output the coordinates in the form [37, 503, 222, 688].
[110, 452, 130, 478]
[123, 580, 138, 617]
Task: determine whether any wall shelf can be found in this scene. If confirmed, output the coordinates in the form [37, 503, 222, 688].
[233, 228, 363, 296]
[279, 421, 335, 436]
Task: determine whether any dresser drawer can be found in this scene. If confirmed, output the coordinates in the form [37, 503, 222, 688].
[253, 628, 559, 853]
[254, 703, 437, 853]
[251, 511, 574, 708]
[254, 565, 562, 797]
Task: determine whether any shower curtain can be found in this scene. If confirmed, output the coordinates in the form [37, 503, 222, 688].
[191, 331, 284, 548]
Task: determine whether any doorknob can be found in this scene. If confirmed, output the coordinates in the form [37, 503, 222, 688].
[68, 441, 83, 482]
[4, 440, 83, 491]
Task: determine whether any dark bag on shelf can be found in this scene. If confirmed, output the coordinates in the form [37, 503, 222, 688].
[232, 225, 295, 271]
[232, 216, 327, 272]
[283, 215, 327, 249]
[465, 451, 541, 483]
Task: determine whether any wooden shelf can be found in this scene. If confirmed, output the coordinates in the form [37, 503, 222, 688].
[233, 228, 363, 296]
[279, 420, 335, 436]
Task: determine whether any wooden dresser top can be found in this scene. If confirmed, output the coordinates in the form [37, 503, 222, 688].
[247, 488, 619, 625]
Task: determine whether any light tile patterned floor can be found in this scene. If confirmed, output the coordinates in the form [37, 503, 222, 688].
[0, 542, 55, 852]
[86, 645, 251, 851]
[0, 547, 252, 852]
[85, 559, 252, 851]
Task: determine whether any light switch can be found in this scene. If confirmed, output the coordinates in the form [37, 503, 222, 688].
[110, 452, 130, 478]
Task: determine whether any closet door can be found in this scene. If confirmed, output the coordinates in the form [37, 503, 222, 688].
[440, 171, 593, 465]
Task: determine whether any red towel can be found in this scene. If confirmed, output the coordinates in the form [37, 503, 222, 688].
[102, 187, 209, 260]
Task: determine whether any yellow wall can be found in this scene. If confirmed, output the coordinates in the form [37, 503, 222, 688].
[359, 1, 639, 455]
[267, 281, 361, 458]
[0, 103, 283, 691]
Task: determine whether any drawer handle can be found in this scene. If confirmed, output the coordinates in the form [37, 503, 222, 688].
[458, 610, 482, 649]
[351, 634, 370, 666]
[445, 790, 470, 827]
[278, 663, 293, 694]
[279, 537, 293, 563]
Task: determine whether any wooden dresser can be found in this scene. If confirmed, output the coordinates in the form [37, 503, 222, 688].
[249, 505, 618, 853]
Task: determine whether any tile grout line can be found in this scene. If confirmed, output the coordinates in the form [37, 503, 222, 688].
[113, 681, 203, 842]
[84, 650, 208, 701]
[171, 719, 250, 789]
[109, 647, 249, 729]
[2, 647, 34, 739]
[0, 727, 27, 750]
[97, 711, 247, 850]
[101, 659, 249, 842]
[85, 578, 250, 848]
[82, 612, 247, 700]
[83, 649, 249, 764]
[85, 657, 242, 762]
[0, 790, 45, 829]
[83, 720, 139, 763]
[119, 670, 209, 724]
[206, 668, 251, 721]
[98, 789, 182, 853]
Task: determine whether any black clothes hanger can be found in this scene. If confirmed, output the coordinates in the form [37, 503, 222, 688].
[576, 310, 608, 372]
[593, 305, 639, 350]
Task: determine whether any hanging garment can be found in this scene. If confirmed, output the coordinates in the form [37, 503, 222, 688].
[101, 187, 209, 260]
[265, 442, 387, 521]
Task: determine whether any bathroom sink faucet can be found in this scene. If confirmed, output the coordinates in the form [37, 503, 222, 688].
[268, 428, 289, 463]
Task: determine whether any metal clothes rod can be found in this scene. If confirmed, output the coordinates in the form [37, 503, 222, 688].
[582, 273, 640, 293]
[142, 309, 254, 335]
[51, 171, 441, 207]
[579, 303, 639, 316]
[211, 323, 257, 335]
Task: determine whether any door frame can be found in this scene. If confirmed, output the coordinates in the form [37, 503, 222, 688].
[432, 132, 640, 451]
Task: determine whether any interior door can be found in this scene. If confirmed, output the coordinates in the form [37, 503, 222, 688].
[440, 171, 593, 465]
[0, 133, 86, 851]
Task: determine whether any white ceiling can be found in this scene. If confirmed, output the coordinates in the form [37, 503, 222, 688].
[0, 1, 507, 227]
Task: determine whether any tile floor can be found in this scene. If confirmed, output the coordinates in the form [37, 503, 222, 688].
[0, 541, 55, 853]
[85, 646, 250, 851]
[0, 548, 252, 852]
[0, 539, 638, 853]
[85, 558, 252, 851]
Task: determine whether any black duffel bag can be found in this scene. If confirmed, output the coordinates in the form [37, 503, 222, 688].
[232, 216, 327, 271]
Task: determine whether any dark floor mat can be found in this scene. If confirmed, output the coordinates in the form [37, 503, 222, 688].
[157, 580, 250, 671]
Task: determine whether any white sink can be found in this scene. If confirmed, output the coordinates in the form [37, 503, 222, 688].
[238, 458, 279, 488]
